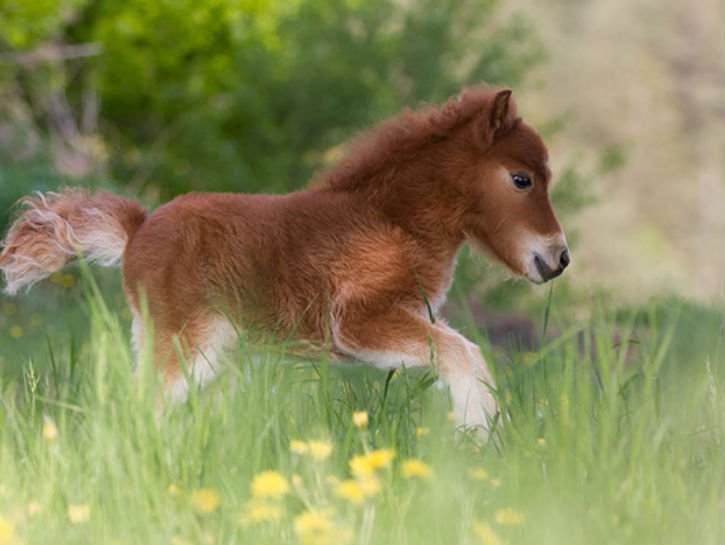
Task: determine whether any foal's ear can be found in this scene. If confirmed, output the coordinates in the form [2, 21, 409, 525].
[489, 89, 515, 133]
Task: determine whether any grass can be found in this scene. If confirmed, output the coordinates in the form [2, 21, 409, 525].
[0, 271, 722, 545]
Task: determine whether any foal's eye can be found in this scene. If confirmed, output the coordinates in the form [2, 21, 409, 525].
[511, 172, 533, 190]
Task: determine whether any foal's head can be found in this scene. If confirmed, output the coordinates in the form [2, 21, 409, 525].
[452, 88, 570, 284]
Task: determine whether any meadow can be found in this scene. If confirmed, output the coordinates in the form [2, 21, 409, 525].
[0, 0, 722, 543]
[0, 268, 721, 545]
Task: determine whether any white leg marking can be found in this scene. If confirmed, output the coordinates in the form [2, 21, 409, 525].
[130, 307, 144, 359]
[166, 316, 238, 403]
[444, 335, 497, 430]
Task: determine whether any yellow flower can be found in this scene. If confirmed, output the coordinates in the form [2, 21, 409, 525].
[9, 326, 22, 339]
[357, 475, 381, 497]
[43, 419, 58, 441]
[473, 521, 502, 545]
[291, 440, 333, 460]
[61, 273, 75, 288]
[352, 411, 368, 428]
[251, 471, 289, 499]
[537, 438, 546, 447]
[335, 475, 380, 504]
[401, 459, 432, 479]
[0, 515, 14, 545]
[469, 468, 489, 481]
[191, 488, 220, 514]
[307, 440, 333, 461]
[291, 440, 309, 455]
[292, 474, 303, 487]
[368, 449, 395, 467]
[415, 427, 430, 438]
[491, 478, 502, 488]
[50, 272, 75, 288]
[495, 508, 525, 525]
[335, 480, 365, 504]
[294, 508, 350, 545]
[349, 449, 395, 476]
[68, 504, 90, 524]
[240, 500, 283, 524]
[447, 411, 456, 422]
[167, 484, 181, 497]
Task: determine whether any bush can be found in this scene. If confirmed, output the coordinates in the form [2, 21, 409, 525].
[58, 0, 543, 197]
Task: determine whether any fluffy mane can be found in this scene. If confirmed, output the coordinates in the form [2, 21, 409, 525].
[318, 86, 509, 191]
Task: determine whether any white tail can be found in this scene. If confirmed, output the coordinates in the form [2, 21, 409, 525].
[0, 188, 147, 295]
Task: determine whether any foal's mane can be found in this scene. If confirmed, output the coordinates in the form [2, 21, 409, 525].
[318, 86, 505, 192]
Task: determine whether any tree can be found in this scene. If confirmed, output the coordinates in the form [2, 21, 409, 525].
[58, 0, 542, 197]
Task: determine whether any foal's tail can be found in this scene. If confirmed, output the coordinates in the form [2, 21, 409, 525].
[0, 188, 147, 295]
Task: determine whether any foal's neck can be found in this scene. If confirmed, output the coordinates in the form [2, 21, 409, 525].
[354, 152, 465, 257]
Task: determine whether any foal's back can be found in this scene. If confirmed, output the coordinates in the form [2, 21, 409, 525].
[122, 188, 421, 341]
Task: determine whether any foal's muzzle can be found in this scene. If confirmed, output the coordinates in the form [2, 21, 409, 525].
[533, 247, 570, 282]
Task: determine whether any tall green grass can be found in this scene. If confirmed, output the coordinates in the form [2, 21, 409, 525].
[0, 276, 722, 545]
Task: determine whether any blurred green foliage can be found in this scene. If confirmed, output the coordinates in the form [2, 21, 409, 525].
[0, 0, 85, 48]
[0, 0, 542, 203]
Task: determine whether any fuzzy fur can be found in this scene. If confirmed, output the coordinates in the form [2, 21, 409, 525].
[0, 189, 146, 294]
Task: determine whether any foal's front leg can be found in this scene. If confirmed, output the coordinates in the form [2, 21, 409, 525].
[332, 305, 498, 431]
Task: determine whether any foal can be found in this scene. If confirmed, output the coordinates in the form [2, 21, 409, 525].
[0, 86, 569, 431]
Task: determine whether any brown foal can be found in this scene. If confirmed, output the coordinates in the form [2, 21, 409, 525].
[0, 86, 570, 431]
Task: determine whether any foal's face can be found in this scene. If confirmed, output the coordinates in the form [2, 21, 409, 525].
[460, 90, 570, 284]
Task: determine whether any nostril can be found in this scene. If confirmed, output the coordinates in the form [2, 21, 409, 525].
[559, 249, 571, 270]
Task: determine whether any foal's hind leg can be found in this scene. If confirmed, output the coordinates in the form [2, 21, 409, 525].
[164, 315, 238, 402]
[332, 305, 498, 431]
[130, 309, 238, 403]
